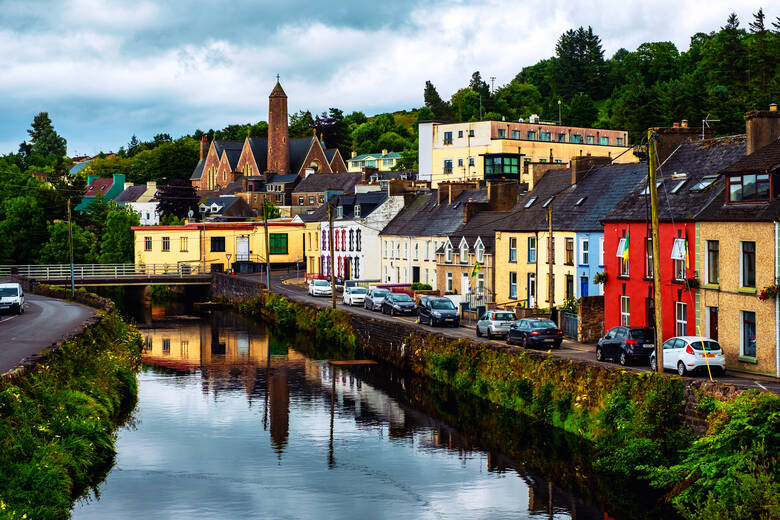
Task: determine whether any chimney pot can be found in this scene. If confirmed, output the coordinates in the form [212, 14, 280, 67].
[681, 120, 688, 128]
[672, 122, 680, 128]
[381, 149, 388, 156]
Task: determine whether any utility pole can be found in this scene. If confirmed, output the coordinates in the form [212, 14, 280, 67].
[263, 199, 271, 291]
[548, 205, 554, 312]
[328, 202, 336, 309]
[67, 199, 75, 298]
[648, 129, 664, 373]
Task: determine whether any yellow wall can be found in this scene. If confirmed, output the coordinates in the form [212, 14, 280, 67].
[134, 222, 305, 269]
[347, 157, 398, 172]
[697, 221, 777, 377]
[303, 221, 321, 275]
[494, 230, 577, 308]
[435, 248, 493, 296]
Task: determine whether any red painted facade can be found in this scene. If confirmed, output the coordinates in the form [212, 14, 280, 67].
[603, 220, 698, 342]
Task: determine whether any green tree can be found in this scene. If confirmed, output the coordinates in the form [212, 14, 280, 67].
[565, 93, 599, 127]
[23, 112, 67, 158]
[263, 198, 281, 219]
[39, 221, 98, 264]
[376, 131, 409, 152]
[154, 180, 198, 220]
[289, 110, 315, 138]
[424, 80, 451, 119]
[0, 195, 46, 264]
[99, 207, 140, 264]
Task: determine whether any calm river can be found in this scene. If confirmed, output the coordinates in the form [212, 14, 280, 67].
[72, 304, 670, 519]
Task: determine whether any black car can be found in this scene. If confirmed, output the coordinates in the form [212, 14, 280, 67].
[507, 318, 563, 348]
[381, 292, 417, 316]
[417, 296, 459, 327]
[596, 326, 656, 366]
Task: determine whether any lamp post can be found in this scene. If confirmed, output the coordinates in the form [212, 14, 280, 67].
[558, 100, 562, 125]
[67, 199, 75, 298]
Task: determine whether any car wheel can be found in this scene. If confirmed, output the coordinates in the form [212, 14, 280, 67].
[416, 315, 421, 324]
[677, 361, 687, 377]
[523, 336, 528, 349]
[650, 356, 657, 372]
[476, 326, 482, 337]
[619, 352, 628, 366]
[596, 346, 603, 362]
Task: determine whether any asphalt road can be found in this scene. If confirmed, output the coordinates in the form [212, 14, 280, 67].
[264, 272, 780, 395]
[0, 294, 96, 374]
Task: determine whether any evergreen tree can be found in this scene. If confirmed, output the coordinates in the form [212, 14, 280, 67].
[24, 112, 67, 158]
[423, 81, 450, 119]
[99, 207, 140, 264]
[154, 180, 199, 220]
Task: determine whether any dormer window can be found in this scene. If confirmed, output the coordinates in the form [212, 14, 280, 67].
[727, 173, 770, 203]
[337, 206, 343, 218]
[445, 243, 453, 263]
[267, 185, 273, 192]
[475, 241, 485, 263]
[459, 239, 469, 263]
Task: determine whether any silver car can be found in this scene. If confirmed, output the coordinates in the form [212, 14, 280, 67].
[476, 310, 518, 339]
[364, 288, 389, 311]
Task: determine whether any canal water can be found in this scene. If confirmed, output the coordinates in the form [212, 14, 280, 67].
[72, 303, 671, 520]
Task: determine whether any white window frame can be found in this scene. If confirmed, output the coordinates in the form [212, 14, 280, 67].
[509, 237, 517, 262]
[675, 301, 687, 336]
[620, 296, 630, 326]
[475, 240, 485, 263]
[509, 272, 517, 300]
[599, 237, 604, 266]
[459, 239, 468, 264]
[446, 272, 453, 292]
[740, 310, 757, 358]
[354, 205, 361, 218]
[425, 240, 431, 260]
[414, 242, 419, 260]
[579, 238, 589, 265]
[528, 236, 536, 263]
[476, 273, 485, 294]
[445, 243, 453, 263]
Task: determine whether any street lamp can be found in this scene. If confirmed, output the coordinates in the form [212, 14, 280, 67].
[558, 100, 562, 125]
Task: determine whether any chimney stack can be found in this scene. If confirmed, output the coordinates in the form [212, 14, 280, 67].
[351, 151, 357, 158]
[652, 124, 710, 164]
[487, 181, 518, 211]
[200, 135, 208, 161]
[681, 120, 688, 128]
[745, 104, 780, 155]
[382, 149, 388, 156]
[672, 122, 680, 128]
[571, 156, 611, 185]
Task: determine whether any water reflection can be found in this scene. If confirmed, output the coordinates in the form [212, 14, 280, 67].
[73, 309, 665, 519]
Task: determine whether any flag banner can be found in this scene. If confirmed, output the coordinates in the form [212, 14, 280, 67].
[471, 261, 482, 278]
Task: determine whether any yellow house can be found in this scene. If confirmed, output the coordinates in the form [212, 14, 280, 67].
[347, 150, 401, 172]
[301, 219, 322, 277]
[133, 219, 305, 272]
[418, 120, 635, 188]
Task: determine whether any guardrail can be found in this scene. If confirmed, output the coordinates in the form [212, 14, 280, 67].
[0, 263, 209, 280]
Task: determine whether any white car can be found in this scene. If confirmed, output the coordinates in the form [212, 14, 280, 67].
[0, 283, 25, 315]
[343, 286, 367, 306]
[308, 279, 332, 297]
[650, 336, 726, 376]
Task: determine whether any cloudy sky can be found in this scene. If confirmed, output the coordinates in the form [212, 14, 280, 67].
[0, 0, 771, 156]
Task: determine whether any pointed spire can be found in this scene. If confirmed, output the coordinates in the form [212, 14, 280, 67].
[270, 75, 287, 98]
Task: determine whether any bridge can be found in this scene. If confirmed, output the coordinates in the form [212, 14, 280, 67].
[0, 263, 213, 287]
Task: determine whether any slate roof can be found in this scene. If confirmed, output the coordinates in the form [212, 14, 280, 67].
[290, 137, 318, 174]
[268, 174, 300, 184]
[189, 140, 242, 180]
[292, 172, 362, 194]
[303, 192, 390, 222]
[493, 169, 573, 232]
[603, 135, 747, 222]
[114, 185, 147, 203]
[223, 147, 242, 171]
[324, 148, 338, 162]
[380, 188, 486, 238]
[722, 136, 780, 174]
[200, 196, 242, 214]
[190, 158, 206, 180]
[349, 151, 402, 161]
[248, 137, 268, 171]
[218, 180, 244, 196]
[269, 81, 287, 98]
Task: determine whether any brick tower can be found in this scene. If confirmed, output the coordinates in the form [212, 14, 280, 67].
[268, 78, 290, 174]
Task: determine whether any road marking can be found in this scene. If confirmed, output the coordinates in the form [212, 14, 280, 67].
[0, 315, 19, 324]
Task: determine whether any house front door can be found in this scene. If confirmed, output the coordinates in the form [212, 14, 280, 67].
[412, 266, 420, 283]
[580, 276, 589, 297]
[236, 236, 249, 262]
[527, 273, 536, 308]
[461, 272, 470, 295]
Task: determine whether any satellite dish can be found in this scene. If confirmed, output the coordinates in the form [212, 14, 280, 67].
[188, 210, 194, 218]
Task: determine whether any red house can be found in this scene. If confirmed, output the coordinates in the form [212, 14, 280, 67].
[601, 133, 746, 341]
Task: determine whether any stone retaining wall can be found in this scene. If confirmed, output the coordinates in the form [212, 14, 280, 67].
[210, 273, 265, 300]
[577, 295, 604, 343]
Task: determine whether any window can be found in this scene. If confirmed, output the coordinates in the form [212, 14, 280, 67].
[641, 180, 663, 195]
[509, 272, 517, 299]
[211, 236, 225, 252]
[275, 193, 282, 203]
[297, 196, 304, 205]
[484, 155, 521, 178]
[444, 131, 453, 144]
[599, 237, 604, 266]
[425, 240, 431, 259]
[337, 206, 343, 219]
[675, 301, 688, 336]
[586, 135, 594, 144]
[460, 241, 468, 263]
[469, 129, 475, 137]
[565, 238, 574, 265]
[706, 240, 719, 284]
[509, 237, 517, 262]
[599, 136, 609, 145]
[180, 237, 188, 252]
[414, 242, 419, 260]
[458, 158, 464, 167]
[571, 134, 582, 143]
[740, 241, 756, 288]
[476, 273, 485, 294]
[728, 174, 770, 203]
[383, 240, 388, 258]
[269, 233, 288, 255]
[458, 130, 463, 138]
[354, 257, 360, 279]
[445, 243, 453, 263]
[475, 241, 484, 263]
[444, 159, 453, 174]
[617, 237, 629, 276]
[528, 237, 536, 263]
[565, 274, 574, 299]
[540, 131, 551, 142]
[690, 176, 717, 192]
[527, 130, 537, 140]
[620, 296, 630, 326]
[498, 129, 506, 138]
[383, 159, 393, 166]
[645, 238, 653, 278]
[512, 130, 520, 139]
[741, 311, 756, 358]
[617, 137, 624, 146]
[356, 230, 361, 251]
[349, 229, 354, 251]
[318, 195, 325, 203]
[354, 205, 361, 217]
[524, 197, 537, 208]
[542, 196, 554, 207]
[309, 196, 315, 204]
[446, 272, 453, 292]
[144, 236, 152, 251]
[468, 157, 475, 167]
[575, 197, 586, 206]
[670, 179, 687, 193]
[580, 238, 589, 265]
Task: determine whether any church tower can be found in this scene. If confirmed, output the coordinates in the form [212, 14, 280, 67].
[268, 78, 290, 174]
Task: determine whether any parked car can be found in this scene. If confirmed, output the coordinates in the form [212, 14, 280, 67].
[650, 336, 726, 376]
[308, 279, 332, 297]
[364, 287, 390, 311]
[596, 326, 656, 366]
[507, 318, 563, 348]
[381, 292, 417, 316]
[417, 296, 460, 327]
[342, 286, 367, 306]
[476, 310, 518, 339]
[0, 283, 24, 315]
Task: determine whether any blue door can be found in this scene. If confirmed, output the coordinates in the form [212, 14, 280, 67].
[580, 276, 589, 297]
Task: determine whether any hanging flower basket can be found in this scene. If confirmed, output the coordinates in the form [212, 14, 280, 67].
[683, 277, 699, 290]
[759, 284, 778, 301]
[593, 272, 608, 284]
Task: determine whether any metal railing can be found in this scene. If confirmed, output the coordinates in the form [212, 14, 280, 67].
[0, 263, 210, 280]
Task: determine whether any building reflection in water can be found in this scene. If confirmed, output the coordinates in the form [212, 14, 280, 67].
[140, 308, 616, 520]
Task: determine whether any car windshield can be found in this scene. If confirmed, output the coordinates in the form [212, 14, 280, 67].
[531, 320, 557, 329]
[690, 340, 720, 351]
[373, 289, 389, 296]
[393, 294, 413, 302]
[0, 288, 18, 297]
[494, 312, 516, 321]
[431, 299, 455, 310]
[314, 280, 329, 286]
[351, 288, 366, 294]
[630, 329, 655, 343]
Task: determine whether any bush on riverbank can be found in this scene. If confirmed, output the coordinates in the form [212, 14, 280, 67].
[0, 312, 142, 520]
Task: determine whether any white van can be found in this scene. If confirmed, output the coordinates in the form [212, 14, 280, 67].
[0, 283, 25, 315]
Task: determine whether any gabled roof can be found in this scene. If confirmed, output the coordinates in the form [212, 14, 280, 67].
[200, 196, 242, 214]
[722, 136, 780, 174]
[269, 80, 287, 98]
[248, 137, 268, 171]
[603, 135, 747, 223]
[213, 140, 244, 157]
[268, 173, 300, 184]
[493, 169, 572, 232]
[83, 177, 114, 196]
[292, 172, 362, 194]
[290, 137, 319, 174]
[190, 158, 206, 180]
[349, 151, 402, 161]
[114, 185, 147, 203]
[303, 191, 390, 222]
[223, 147, 242, 171]
[380, 188, 487, 238]
[324, 148, 338, 162]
